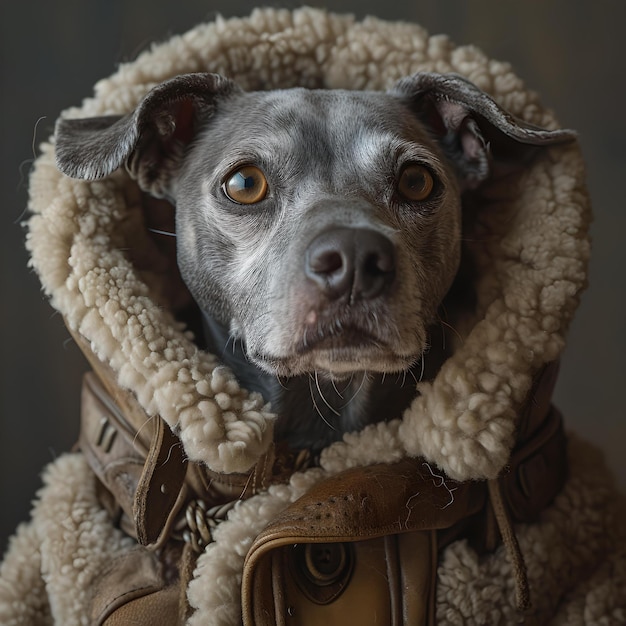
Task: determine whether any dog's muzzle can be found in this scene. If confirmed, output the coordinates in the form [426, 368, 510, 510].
[246, 226, 417, 377]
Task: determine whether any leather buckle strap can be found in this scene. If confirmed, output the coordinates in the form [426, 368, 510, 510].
[79, 371, 189, 549]
[134, 413, 188, 547]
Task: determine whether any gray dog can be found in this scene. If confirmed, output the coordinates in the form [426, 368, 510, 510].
[55, 72, 570, 452]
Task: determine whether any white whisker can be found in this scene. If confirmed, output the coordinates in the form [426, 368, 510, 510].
[400, 369, 407, 388]
[308, 375, 337, 430]
[148, 227, 177, 238]
[275, 372, 288, 390]
[330, 376, 344, 399]
[341, 370, 368, 408]
[437, 317, 463, 345]
[315, 370, 340, 416]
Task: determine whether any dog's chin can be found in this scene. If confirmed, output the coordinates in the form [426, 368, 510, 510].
[250, 345, 421, 380]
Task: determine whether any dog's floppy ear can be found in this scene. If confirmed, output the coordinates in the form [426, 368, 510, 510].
[391, 72, 577, 189]
[55, 73, 242, 198]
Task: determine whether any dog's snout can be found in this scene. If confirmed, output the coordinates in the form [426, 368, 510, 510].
[305, 228, 395, 301]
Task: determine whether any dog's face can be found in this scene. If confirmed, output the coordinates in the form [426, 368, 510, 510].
[56, 72, 572, 381]
[175, 88, 462, 378]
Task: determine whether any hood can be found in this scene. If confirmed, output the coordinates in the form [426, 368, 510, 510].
[27, 7, 590, 484]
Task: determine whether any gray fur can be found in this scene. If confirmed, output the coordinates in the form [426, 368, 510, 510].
[55, 72, 575, 451]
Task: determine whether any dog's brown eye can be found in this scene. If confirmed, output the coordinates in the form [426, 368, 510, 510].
[397, 164, 434, 202]
[223, 166, 268, 204]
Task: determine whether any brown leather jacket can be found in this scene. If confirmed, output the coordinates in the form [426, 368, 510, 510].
[77, 339, 566, 626]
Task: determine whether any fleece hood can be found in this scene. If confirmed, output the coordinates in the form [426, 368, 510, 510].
[27, 7, 590, 484]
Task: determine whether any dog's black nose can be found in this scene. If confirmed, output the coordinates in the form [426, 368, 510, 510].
[305, 228, 395, 301]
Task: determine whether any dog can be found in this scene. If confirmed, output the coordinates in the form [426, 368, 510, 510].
[55, 72, 569, 453]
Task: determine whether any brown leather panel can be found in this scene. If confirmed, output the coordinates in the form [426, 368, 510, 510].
[397, 530, 437, 626]
[89, 547, 167, 625]
[80, 372, 146, 523]
[101, 585, 180, 626]
[247, 534, 436, 625]
[242, 460, 482, 625]
[69, 326, 157, 449]
[80, 371, 190, 548]
[516, 361, 560, 445]
[248, 458, 484, 550]
[249, 549, 278, 625]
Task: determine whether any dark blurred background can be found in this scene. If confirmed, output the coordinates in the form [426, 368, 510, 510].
[1, 1, 624, 554]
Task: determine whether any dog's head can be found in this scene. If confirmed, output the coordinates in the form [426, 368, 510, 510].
[56, 72, 573, 380]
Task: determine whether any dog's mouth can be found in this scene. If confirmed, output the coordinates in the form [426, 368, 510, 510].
[295, 323, 384, 354]
[249, 319, 423, 378]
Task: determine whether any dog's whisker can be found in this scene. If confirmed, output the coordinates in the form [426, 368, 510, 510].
[314, 370, 341, 416]
[308, 375, 337, 431]
[341, 370, 369, 409]
[219, 333, 235, 358]
[231, 335, 240, 356]
[221, 334, 233, 354]
[369, 310, 380, 330]
[275, 372, 288, 390]
[437, 316, 463, 345]
[241, 343, 253, 364]
[147, 227, 177, 237]
[356, 370, 370, 400]
[330, 376, 344, 399]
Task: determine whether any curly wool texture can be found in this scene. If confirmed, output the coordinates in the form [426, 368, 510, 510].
[2, 7, 619, 626]
[0, 454, 135, 626]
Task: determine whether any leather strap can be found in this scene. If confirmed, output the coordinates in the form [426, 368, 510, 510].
[134, 414, 188, 547]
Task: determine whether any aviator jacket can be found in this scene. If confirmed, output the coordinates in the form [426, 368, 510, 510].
[1, 8, 625, 626]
